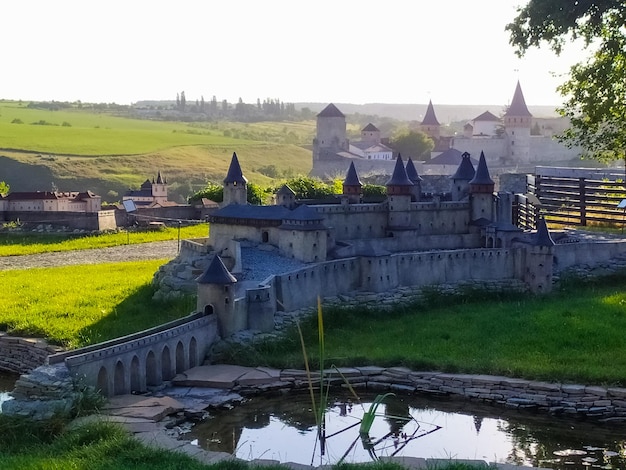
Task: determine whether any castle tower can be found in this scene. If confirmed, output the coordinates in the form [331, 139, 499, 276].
[450, 152, 475, 201]
[276, 184, 296, 209]
[523, 218, 555, 293]
[420, 100, 441, 140]
[469, 151, 495, 222]
[312, 103, 349, 161]
[196, 255, 242, 337]
[151, 171, 168, 204]
[342, 161, 363, 204]
[405, 158, 423, 202]
[386, 155, 413, 228]
[222, 152, 248, 207]
[361, 123, 381, 143]
[503, 81, 532, 164]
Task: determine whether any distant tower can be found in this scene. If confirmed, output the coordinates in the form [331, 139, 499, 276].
[524, 218, 555, 293]
[361, 123, 381, 143]
[469, 151, 495, 222]
[503, 81, 532, 164]
[386, 155, 413, 228]
[420, 100, 441, 140]
[151, 171, 168, 204]
[196, 255, 240, 337]
[222, 152, 248, 206]
[405, 158, 423, 202]
[342, 161, 363, 204]
[450, 152, 476, 201]
[312, 103, 350, 161]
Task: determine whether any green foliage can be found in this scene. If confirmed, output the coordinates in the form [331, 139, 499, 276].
[389, 129, 434, 161]
[0, 181, 9, 196]
[362, 184, 386, 197]
[507, 1, 626, 164]
[247, 182, 267, 205]
[189, 182, 223, 203]
[10, 118, 22, 124]
[281, 176, 336, 199]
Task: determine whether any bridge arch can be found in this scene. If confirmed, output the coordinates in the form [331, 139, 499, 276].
[146, 350, 158, 386]
[162, 345, 173, 381]
[189, 337, 198, 368]
[114, 360, 125, 395]
[176, 341, 185, 374]
[130, 355, 141, 393]
[97, 366, 109, 397]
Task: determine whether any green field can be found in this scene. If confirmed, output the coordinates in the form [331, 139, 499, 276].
[0, 101, 315, 202]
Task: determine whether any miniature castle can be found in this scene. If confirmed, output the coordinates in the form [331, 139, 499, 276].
[180, 151, 567, 338]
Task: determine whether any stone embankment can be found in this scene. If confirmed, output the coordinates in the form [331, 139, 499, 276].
[0, 333, 62, 374]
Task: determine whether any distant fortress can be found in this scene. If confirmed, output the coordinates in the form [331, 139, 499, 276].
[311, 82, 580, 178]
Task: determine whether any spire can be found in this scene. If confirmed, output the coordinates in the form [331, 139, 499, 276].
[156, 171, 164, 184]
[421, 100, 440, 126]
[451, 152, 476, 181]
[344, 162, 362, 187]
[504, 81, 532, 117]
[196, 255, 237, 284]
[405, 158, 423, 183]
[223, 152, 248, 184]
[317, 103, 345, 118]
[469, 152, 494, 186]
[533, 218, 555, 247]
[386, 154, 414, 187]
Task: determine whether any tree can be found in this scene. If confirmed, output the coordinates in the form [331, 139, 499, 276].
[506, 1, 626, 165]
[0, 181, 9, 196]
[180, 91, 186, 112]
[389, 130, 434, 161]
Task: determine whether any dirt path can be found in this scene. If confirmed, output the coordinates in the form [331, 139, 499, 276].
[0, 240, 179, 271]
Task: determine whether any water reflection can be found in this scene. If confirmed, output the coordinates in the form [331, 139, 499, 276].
[0, 371, 18, 410]
[187, 391, 626, 468]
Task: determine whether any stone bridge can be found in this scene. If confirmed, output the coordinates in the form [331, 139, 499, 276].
[48, 312, 218, 397]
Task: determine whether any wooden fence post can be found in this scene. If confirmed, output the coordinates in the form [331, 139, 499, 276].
[579, 177, 586, 226]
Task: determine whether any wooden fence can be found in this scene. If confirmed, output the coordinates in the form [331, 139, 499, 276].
[516, 173, 626, 229]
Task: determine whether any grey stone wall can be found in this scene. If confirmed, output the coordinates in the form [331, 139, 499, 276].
[0, 333, 62, 374]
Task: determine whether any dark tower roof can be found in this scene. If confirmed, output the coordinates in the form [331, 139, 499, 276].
[504, 81, 532, 117]
[386, 155, 414, 186]
[317, 103, 345, 118]
[421, 100, 440, 126]
[196, 255, 237, 284]
[223, 152, 248, 184]
[344, 162, 363, 186]
[156, 171, 164, 184]
[362, 123, 379, 132]
[533, 218, 556, 247]
[451, 152, 476, 180]
[469, 152, 494, 185]
[405, 158, 423, 182]
[276, 184, 296, 196]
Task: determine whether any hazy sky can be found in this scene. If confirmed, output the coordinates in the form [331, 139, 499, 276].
[2, 0, 586, 107]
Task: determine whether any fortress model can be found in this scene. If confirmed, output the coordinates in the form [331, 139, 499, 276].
[153, 149, 626, 340]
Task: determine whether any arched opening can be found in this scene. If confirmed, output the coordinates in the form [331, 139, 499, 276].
[203, 304, 214, 315]
[262, 231, 269, 243]
[146, 351, 158, 386]
[114, 360, 125, 396]
[97, 366, 109, 397]
[189, 337, 198, 368]
[130, 356, 141, 393]
[162, 346, 173, 381]
[176, 341, 185, 374]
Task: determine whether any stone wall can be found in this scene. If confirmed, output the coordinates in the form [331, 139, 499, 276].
[1, 210, 117, 231]
[0, 333, 63, 374]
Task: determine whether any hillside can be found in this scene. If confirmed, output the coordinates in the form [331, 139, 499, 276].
[0, 101, 314, 202]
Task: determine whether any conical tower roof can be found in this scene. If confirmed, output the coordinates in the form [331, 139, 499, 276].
[156, 171, 164, 184]
[196, 255, 237, 284]
[421, 100, 440, 126]
[344, 162, 362, 186]
[317, 103, 345, 118]
[405, 158, 423, 183]
[469, 152, 494, 185]
[504, 81, 532, 117]
[276, 184, 296, 196]
[223, 152, 248, 184]
[451, 152, 476, 180]
[533, 218, 555, 247]
[386, 155, 414, 187]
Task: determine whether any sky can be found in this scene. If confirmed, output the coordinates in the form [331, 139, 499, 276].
[1, 0, 587, 107]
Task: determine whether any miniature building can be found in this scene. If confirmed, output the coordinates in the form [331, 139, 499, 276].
[123, 171, 170, 207]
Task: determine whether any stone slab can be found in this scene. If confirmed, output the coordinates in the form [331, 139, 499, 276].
[103, 395, 184, 421]
[172, 364, 253, 388]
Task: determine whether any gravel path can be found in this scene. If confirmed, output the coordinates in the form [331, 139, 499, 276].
[0, 240, 179, 271]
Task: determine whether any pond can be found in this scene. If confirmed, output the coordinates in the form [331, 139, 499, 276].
[0, 371, 18, 411]
[187, 390, 626, 469]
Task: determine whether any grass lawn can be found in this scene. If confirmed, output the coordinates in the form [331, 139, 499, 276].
[0, 223, 209, 256]
[0, 260, 193, 348]
[219, 273, 626, 386]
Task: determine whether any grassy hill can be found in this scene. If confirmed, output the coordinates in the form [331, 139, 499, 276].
[0, 101, 315, 202]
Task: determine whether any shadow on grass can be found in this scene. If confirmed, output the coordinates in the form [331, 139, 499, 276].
[75, 284, 195, 347]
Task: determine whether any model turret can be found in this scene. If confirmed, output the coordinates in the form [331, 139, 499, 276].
[222, 152, 248, 206]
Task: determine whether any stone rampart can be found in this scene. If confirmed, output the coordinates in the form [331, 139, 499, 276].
[2, 210, 117, 231]
[0, 333, 63, 374]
